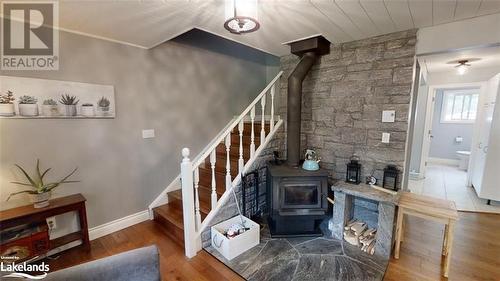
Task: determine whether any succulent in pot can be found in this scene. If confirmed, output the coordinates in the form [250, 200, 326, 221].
[42, 99, 59, 116]
[0, 90, 15, 116]
[7, 159, 79, 208]
[81, 103, 94, 117]
[18, 95, 39, 116]
[96, 97, 110, 116]
[59, 94, 79, 116]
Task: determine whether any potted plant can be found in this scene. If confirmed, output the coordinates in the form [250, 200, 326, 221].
[18, 95, 39, 116]
[42, 99, 59, 116]
[96, 97, 110, 116]
[81, 103, 94, 117]
[7, 159, 79, 208]
[59, 94, 79, 116]
[0, 90, 15, 116]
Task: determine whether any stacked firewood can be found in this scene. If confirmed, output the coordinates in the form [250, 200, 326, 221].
[343, 219, 377, 255]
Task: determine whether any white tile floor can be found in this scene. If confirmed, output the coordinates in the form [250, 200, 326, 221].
[408, 163, 500, 214]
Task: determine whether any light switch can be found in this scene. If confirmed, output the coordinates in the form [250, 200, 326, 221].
[382, 110, 396, 123]
[382, 132, 390, 143]
[142, 129, 155, 139]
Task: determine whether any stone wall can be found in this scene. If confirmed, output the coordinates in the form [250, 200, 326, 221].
[278, 30, 417, 186]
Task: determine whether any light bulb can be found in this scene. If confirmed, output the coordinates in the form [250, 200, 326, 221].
[457, 64, 467, 75]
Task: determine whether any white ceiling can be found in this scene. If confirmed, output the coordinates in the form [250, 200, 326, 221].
[48, 1, 500, 55]
[420, 46, 500, 73]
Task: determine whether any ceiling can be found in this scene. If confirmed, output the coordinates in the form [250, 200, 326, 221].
[49, 1, 500, 56]
[420, 46, 500, 73]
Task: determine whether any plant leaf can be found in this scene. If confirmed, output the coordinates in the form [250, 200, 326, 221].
[14, 164, 36, 187]
[36, 159, 43, 186]
[7, 190, 37, 201]
[40, 168, 51, 180]
[10, 181, 35, 187]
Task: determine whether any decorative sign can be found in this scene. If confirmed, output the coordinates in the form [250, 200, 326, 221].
[0, 76, 115, 119]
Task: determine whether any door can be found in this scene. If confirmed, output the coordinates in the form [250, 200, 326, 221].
[420, 89, 436, 177]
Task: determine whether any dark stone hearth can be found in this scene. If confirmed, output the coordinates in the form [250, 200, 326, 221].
[295, 238, 342, 255]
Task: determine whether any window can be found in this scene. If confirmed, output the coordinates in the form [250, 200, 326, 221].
[440, 89, 479, 123]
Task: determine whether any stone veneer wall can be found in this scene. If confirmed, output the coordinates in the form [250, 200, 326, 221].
[277, 29, 417, 186]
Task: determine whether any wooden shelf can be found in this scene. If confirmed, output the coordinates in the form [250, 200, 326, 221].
[50, 231, 83, 249]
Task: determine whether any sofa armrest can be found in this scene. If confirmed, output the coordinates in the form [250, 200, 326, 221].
[44, 245, 160, 281]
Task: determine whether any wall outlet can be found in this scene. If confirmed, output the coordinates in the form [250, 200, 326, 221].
[46, 216, 57, 230]
[382, 132, 391, 143]
[382, 110, 396, 123]
[142, 129, 155, 139]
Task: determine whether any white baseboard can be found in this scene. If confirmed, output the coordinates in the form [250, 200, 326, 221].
[89, 210, 150, 240]
[428, 157, 459, 166]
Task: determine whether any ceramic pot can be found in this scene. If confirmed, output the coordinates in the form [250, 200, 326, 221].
[29, 192, 51, 208]
[42, 105, 59, 116]
[96, 106, 110, 117]
[81, 105, 94, 117]
[60, 104, 77, 116]
[0, 103, 15, 116]
[19, 104, 39, 116]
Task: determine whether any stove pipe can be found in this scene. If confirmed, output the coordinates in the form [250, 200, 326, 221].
[286, 36, 331, 167]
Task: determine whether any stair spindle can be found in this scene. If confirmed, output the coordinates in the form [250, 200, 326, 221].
[210, 150, 217, 209]
[225, 134, 232, 190]
[193, 167, 201, 230]
[238, 120, 244, 175]
[250, 106, 256, 158]
[260, 94, 266, 145]
[270, 83, 275, 132]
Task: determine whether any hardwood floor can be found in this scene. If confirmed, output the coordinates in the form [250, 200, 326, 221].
[45, 212, 499, 281]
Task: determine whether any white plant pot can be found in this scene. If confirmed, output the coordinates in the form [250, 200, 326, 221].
[19, 104, 39, 116]
[96, 106, 110, 117]
[29, 192, 51, 208]
[0, 103, 15, 116]
[42, 105, 59, 116]
[211, 215, 260, 260]
[81, 106, 94, 117]
[60, 104, 77, 116]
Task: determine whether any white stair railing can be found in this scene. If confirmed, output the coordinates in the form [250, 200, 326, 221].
[180, 71, 283, 258]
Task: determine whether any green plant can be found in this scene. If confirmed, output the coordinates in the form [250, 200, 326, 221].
[19, 95, 37, 104]
[43, 99, 57, 105]
[60, 94, 79, 105]
[0, 91, 15, 104]
[98, 97, 110, 107]
[82, 103, 93, 107]
[7, 159, 79, 200]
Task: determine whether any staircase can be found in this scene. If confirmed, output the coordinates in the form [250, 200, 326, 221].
[149, 71, 284, 257]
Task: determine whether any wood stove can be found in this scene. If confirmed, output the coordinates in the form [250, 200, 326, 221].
[266, 164, 329, 237]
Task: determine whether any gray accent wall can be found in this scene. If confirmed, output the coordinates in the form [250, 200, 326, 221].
[429, 89, 475, 160]
[0, 28, 277, 228]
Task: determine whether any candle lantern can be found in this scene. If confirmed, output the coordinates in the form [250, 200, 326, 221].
[346, 155, 361, 184]
[383, 165, 400, 191]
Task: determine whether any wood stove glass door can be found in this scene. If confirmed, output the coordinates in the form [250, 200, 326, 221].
[279, 180, 322, 209]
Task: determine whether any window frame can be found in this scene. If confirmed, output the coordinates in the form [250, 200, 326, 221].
[440, 89, 479, 124]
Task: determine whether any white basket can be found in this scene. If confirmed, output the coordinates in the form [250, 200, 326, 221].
[211, 215, 260, 260]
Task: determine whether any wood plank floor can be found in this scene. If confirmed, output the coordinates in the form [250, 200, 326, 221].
[45, 212, 499, 281]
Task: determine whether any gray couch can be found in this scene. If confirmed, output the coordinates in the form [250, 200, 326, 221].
[44, 245, 160, 281]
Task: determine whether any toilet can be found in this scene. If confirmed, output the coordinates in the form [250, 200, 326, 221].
[456, 151, 471, 170]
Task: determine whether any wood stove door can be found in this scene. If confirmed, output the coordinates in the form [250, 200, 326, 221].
[278, 179, 323, 211]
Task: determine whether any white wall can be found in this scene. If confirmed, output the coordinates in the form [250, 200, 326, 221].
[417, 13, 500, 55]
[428, 66, 500, 85]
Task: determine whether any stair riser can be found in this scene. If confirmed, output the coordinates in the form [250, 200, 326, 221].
[153, 211, 184, 245]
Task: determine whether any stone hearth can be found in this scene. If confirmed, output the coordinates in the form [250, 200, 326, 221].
[205, 220, 388, 281]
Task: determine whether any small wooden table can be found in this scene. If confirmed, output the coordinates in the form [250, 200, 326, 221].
[394, 192, 458, 278]
[0, 194, 90, 252]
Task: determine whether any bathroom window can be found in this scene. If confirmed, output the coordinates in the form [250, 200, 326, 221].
[441, 90, 479, 124]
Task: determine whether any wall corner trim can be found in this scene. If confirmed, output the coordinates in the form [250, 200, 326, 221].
[88, 210, 150, 240]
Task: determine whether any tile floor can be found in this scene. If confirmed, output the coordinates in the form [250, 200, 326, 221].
[408, 163, 500, 214]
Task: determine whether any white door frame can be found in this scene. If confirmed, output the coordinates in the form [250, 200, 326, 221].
[419, 82, 486, 184]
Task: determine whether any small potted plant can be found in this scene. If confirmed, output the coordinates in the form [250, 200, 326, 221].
[81, 103, 94, 117]
[59, 94, 79, 116]
[0, 90, 15, 116]
[96, 97, 110, 116]
[42, 99, 59, 116]
[18, 95, 38, 116]
[7, 159, 79, 208]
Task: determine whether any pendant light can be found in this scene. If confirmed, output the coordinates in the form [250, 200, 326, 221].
[224, 0, 260, 35]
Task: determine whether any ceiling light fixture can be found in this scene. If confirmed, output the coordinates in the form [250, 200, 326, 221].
[455, 60, 470, 75]
[224, 0, 260, 35]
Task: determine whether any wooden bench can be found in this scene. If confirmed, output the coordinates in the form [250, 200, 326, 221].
[394, 192, 459, 278]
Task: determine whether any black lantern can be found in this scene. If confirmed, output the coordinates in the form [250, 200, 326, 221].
[383, 165, 400, 191]
[346, 156, 361, 184]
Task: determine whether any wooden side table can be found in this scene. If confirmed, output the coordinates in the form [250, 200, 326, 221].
[394, 192, 458, 278]
[0, 194, 90, 252]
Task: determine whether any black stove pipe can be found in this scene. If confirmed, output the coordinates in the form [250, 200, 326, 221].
[286, 51, 317, 167]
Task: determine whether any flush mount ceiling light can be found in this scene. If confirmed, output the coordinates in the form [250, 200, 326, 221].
[447, 58, 480, 75]
[224, 0, 260, 35]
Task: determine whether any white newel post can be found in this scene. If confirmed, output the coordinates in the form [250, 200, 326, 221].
[210, 150, 217, 209]
[260, 94, 266, 145]
[250, 106, 256, 158]
[270, 83, 275, 132]
[225, 133, 232, 190]
[238, 120, 244, 175]
[180, 148, 197, 258]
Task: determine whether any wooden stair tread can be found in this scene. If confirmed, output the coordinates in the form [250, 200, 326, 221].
[168, 188, 219, 216]
[153, 204, 184, 230]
